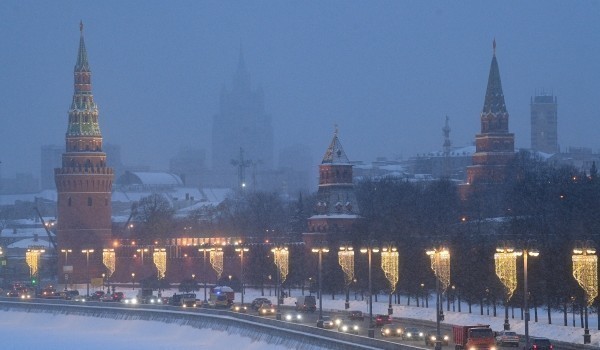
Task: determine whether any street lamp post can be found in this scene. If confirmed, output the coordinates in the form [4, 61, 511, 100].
[312, 245, 329, 322]
[81, 249, 94, 297]
[61, 248, 72, 290]
[198, 245, 213, 306]
[426, 246, 451, 350]
[572, 242, 597, 344]
[516, 246, 539, 349]
[136, 248, 148, 264]
[272, 246, 289, 321]
[360, 244, 379, 338]
[494, 245, 519, 331]
[235, 246, 249, 305]
[131, 272, 135, 290]
[102, 273, 105, 291]
[338, 244, 354, 310]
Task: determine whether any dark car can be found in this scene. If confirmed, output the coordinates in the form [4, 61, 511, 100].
[102, 292, 124, 302]
[251, 297, 271, 310]
[403, 327, 425, 341]
[60, 290, 80, 300]
[381, 323, 403, 337]
[257, 302, 276, 316]
[337, 321, 359, 335]
[424, 329, 450, 346]
[88, 291, 105, 301]
[527, 337, 553, 350]
[374, 314, 391, 327]
[6, 290, 20, 297]
[348, 310, 364, 321]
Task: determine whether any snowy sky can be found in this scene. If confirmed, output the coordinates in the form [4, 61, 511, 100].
[1, 287, 598, 348]
[1, 1, 599, 177]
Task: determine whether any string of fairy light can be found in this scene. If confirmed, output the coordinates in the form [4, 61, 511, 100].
[153, 248, 167, 279]
[338, 246, 354, 286]
[209, 248, 224, 280]
[25, 248, 45, 278]
[102, 249, 116, 278]
[572, 246, 598, 307]
[272, 247, 289, 283]
[381, 246, 399, 293]
[494, 247, 518, 301]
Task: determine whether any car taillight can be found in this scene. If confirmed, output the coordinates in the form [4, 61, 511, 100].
[532, 346, 537, 350]
[549, 346, 553, 350]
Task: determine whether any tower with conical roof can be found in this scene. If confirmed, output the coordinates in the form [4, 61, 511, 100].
[304, 127, 360, 245]
[460, 40, 515, 202]
[55, 22, 114, 283]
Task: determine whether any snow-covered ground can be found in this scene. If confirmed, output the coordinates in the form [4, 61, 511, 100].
[1, 287, 598, 349]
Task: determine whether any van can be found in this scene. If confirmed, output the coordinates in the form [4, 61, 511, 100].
[295, 295, 316, 312]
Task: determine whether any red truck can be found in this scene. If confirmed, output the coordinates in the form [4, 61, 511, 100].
[453, 325, 497, 350]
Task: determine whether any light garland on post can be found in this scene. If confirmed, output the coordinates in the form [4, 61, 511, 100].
[102, 248, 116, 277]
[573, 247, 598, 307]
[338, 246, 355, 285]
[381, 246, 399, 293]
[153, 248, 167, 279]
[210, 247, 224, 280]
[494, 247, 518, 301]
[272, 246, 289, 283]
[427, 247, 451, 292]
[26, 248, 45, 278]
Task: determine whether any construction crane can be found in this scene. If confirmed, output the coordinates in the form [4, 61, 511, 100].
[33, 203, 57, 251]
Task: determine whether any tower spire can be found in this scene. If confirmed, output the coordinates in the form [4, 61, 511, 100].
[482, 40, 506, 115]
[75, 21, 90, 72]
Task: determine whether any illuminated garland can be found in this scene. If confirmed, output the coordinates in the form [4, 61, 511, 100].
[102, 249, 116, 277]
[573, 254, 598, 306]
[26, 249, 42, 277]
[338, 250, 355, 285]
[153, 249, 167, 279]
[381, 248, 399, 293]
[272, 247, 289, 283]
[210, 249, 224, 280]
[494, 251, 518, 301]
[429, 249, 451, 292]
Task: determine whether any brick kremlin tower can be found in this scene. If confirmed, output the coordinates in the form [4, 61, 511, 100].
[460, 40, 515, 203]
[55, 23, 114, 284]
[304, 128, 360, 246]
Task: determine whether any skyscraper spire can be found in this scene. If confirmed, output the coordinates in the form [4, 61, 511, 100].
[233, 43, 250, 90]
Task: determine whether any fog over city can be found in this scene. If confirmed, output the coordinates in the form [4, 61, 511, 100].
[1, 1, 599, 180]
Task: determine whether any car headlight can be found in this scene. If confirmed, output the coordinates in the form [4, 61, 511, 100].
[469, 347, 477, 350]
[407, 333, 412, 337]
[297, 315, 302, 320]
[490, 347, 497, 350]
[431, 336, 437, 341]
[419, 332, 424, 337]
[285, 315, 292, 320]
[342, 325, 348, 331]
[443, 335, 449, 341]
[353, 325, 359, 330]
[385, 329, 390, 334]
[335, 319, 342, 325]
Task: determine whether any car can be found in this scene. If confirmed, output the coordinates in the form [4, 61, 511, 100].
[316, 316, 335, 329]
[60, 290, 80, 300]
[374, 314, 391, 327]
[424, 329, 450, 346]
[88, 291, 105, 301]
[6, 290, 20, 297]
[295, 295, 317, 312]
[348, 310, 365, 321]
[232, 304, 248, 313]
[72, 295, 88, 302]
[140, 295, 161, 304]
[121, 297, 138, 305]
[251, 297, 271, 310]
[381, 323, 403, 337]
[496, 330, 520, 347]
[527, 337, 553, 350]
[337, 321, 359, 335]
[101, 292, 124, 302]
[283, 312, 303, 322]
[403, 327, 425, 341]
[257, 303, 276, 316]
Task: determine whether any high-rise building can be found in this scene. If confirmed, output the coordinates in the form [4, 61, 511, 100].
[54, 23, 114, 283]
[304, 128, 360, 246]
[531, 93, 559, 154]
[211, 49, 274, 190]
[41, 145, 64, 190]
[460, 41, 515, 201]
[169, 146, 208, 187]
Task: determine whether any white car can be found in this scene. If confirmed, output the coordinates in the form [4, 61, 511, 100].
[121, 297, 138, 305]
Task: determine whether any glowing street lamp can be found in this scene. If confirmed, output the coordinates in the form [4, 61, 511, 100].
[235, 245, 250, 305]
[572, 242, 597, 344]
[272, 246, 289, 320]
[360, 243, 379, 338]
[426, 246, 451, 350]
[495, 244, 518, 330]
[514, 246, 539, 349]
[381, 245, 399, 316]
[131, 272, 136, 290]
[338, 244, 354, 310]
[60, 248, 72, 290]
[136, 248, 149, 264]
[312, 245, 329, 322]
[81, 249, 95, 297]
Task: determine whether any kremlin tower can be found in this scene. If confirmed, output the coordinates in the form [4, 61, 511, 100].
[460, 41, 516, 208]
[55, 23, 114, 284]
[304, 128, 360, 246]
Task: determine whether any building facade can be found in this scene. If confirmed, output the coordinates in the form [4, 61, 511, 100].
[531, 93, 559, 154]
[54, 23, 114, 283]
